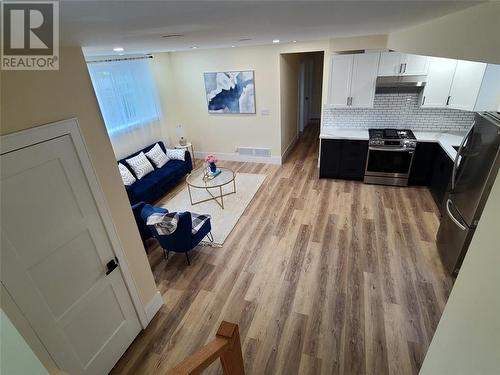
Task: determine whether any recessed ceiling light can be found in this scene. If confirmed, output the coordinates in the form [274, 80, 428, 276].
[231, 45, 236, 48]
[113, 47, 124, 52]
[191, 46, 198, 49]
[292, 40, 297, 43]
[272, 39, 280, 44]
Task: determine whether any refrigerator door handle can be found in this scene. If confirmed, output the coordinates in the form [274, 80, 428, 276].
[446, 199, 467, 231]
[452, 121, 475, 190]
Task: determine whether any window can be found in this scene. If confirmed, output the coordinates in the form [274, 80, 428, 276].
[87, 58, 160, 135]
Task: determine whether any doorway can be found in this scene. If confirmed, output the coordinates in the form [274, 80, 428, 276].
[280, 51, 324, 161]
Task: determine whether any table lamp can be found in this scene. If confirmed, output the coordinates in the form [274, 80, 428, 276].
[176, 124, 187, 146]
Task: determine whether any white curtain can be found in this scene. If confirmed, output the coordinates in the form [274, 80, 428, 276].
[87, 58, 165, 159]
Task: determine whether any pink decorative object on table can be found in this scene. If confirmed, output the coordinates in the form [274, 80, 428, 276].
[205, 155, 218, 173]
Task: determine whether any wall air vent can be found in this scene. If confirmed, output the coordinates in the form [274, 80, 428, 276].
[238, 147, 271, 157]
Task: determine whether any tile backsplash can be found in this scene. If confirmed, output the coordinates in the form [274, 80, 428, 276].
[322, 93, 474, 132]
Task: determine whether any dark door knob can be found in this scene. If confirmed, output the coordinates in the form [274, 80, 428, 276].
[106, 258, 119, 275]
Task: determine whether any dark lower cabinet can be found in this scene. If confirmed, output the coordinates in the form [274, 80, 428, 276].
[319, 139, 341, 178]
[321, 138, 454, 208]
[320, 139, 368, 180]
[429, 146, 454, 213]
[409, 142, 438, 185]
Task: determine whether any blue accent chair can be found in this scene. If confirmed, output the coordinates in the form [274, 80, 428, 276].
[141, 204, 212, 265]
[132, 202, 152, 242]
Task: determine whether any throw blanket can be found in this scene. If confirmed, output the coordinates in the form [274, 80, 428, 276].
[147, 212, 211, 235]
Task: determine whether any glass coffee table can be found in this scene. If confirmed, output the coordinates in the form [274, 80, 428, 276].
[186, 167, 236, 209]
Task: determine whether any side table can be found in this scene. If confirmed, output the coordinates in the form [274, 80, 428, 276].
[174, 142, 196, 168]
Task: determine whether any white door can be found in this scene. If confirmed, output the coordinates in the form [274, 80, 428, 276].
[1, 134, 141, 375]
[378, 51, 402, 76]
[350, 52, 380, 108]
[448, 60, 487, 111]
[401, 54, 429, 75]
[421, 57, 457, 108]
[329, 54, 353, 108]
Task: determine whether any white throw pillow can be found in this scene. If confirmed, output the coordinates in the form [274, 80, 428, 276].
[126, 152, 154, 179]
[118, 163, 136, 186]
[145, 143, 169, 168]
[166, 148, 185, 161]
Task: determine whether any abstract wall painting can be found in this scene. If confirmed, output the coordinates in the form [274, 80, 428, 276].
[204, 71, 256, 114]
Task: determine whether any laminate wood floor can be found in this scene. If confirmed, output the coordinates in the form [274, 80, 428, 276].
[111, 123, 453, 375]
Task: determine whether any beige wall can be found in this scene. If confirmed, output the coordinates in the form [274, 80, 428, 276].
[151, 44, 282, 157]
[1, 48, 158, 308]
[387, 2, 500, 64]
[421, 173, 500, 374]
[279, 53, 301, 156]
[150, 35, 387, 160]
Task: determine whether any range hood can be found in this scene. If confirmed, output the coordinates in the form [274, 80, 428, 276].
[376, 75, 427, 88]
[376, 75, 427, 92]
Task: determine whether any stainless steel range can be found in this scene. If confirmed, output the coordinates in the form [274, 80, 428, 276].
[364, 128, 417, 186]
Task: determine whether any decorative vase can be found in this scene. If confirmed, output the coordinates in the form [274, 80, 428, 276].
[179, 136, 187, 146]
[209, 162, 217, 173]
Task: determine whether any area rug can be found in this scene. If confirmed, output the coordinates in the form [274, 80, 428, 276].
[162, 173, 266, 246]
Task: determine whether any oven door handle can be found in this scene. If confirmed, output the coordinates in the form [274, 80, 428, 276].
[369, 146, 414, 152]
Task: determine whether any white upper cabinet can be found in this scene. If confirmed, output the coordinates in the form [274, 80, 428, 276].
[421, 57, 457, 108]
[328, 52, 380, 108]
[401, 54, 429, 75]
[421, 58, 500, 111]
[378, 52, 403, 76]
[378, 52, 428, 76]
[350, 53, 381, 107]
[329, 54, 353, 108]
[448, 60, 487, 111]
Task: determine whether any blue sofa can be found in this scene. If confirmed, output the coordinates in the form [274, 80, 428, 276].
[119, 141, 193, 206]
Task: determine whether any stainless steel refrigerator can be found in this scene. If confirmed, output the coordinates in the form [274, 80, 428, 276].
[437, 112, 500, 275]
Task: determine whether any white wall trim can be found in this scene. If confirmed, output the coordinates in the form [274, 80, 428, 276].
[281, 134, 299, 163]
[145, 291, 164, 325]
[194, 151, 282, 165]
[0, 118, 152, 329]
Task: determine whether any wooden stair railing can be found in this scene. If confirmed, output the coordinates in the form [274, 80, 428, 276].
[167, 321, 245, 375]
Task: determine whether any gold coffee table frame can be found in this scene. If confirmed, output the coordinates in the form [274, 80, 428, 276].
[186, 167, 236, 209]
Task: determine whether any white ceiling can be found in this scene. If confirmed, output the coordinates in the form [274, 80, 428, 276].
[60, 1, 479, 57]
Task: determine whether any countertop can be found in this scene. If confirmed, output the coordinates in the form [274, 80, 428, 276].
[319, 128, 465, 160]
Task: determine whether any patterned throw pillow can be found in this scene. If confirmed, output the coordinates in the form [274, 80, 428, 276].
[166, 148, 185, 161]
[145, 143, 169, 168]
[118, 163, 136, 186]
[126, 152, 154, 179]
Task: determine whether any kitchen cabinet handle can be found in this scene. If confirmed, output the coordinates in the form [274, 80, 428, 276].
[349, 97, 352, 106]
[446, 95, 451, 105]
[403, 63, 407, 73]
[399, 63, 403, 74]
[452, 121, 474, 190]
[446, 199, 467, 231]
[346, 97, 349, 106]
[422, 96, 426, 105]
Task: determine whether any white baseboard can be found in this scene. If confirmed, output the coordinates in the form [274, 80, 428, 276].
[144, 291, 163, 325]
[281, 135, 299, 163]
[194, 151, 282, 165]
